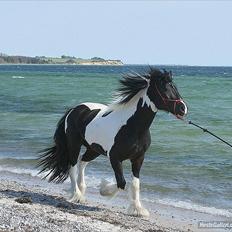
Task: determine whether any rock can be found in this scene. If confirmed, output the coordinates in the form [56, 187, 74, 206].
[15, 196, 33, 204]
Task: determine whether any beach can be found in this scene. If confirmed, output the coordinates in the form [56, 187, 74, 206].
[0, 171, 231, 232]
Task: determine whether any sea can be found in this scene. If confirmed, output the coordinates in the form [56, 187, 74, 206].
[0, 64, 231, 217]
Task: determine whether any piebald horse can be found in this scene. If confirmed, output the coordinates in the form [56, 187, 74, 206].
[38, 68, 187, 217]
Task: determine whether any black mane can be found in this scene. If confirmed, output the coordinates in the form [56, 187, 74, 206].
[116, 68, 171, 104]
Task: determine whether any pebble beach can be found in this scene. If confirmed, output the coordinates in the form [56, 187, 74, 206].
[0, 171, 231, 232]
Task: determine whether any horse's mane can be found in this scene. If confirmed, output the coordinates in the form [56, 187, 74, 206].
[115, 68, 168, 104]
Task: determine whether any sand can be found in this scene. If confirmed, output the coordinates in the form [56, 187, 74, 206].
[0, 172, 231, 232]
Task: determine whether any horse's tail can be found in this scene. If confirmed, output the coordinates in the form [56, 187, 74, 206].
[37, 109, 73, 183]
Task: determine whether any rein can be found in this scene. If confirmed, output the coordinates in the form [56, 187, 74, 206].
[183, 119, 232, 148]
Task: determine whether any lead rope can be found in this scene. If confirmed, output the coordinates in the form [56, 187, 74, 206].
[154, 83, 232, 148]
[182, 119, 232, 148]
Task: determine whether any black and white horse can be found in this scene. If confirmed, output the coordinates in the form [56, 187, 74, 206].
[38, 68, 187, 217]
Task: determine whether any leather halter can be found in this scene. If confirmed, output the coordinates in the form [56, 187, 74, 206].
[154, 82, 183, 117]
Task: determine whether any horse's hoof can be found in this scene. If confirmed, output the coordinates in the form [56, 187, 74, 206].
[69, 193, 85, 204]
[99, 179, 119, 197]
[78, 196, 86, 204]
[127, 204, 150, 217]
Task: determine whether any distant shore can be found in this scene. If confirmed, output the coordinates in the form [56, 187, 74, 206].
[0, 63, 123, 66]
[0, 53, 123, 66]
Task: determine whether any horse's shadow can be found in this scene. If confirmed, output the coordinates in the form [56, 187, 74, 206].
[0, 189, 102, 213]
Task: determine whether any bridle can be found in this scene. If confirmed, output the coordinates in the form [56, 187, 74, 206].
[154, 82, 183, 118]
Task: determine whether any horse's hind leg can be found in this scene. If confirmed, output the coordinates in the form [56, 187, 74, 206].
[69, 161, 85, 203]
[66, 128, 84, 202]
[77, 161, 88, 199]
[69, 164, 84, 203]
[77, 149, 100, 201]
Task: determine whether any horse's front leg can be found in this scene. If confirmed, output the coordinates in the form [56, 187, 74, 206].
[100, 155, 126, 197]
[128, 155, 150, 217]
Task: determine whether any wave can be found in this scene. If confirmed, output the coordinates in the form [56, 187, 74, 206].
[12, 76, 25, 79]
[0, 157, 36, 164]
[0, 166, 39, 177]
[0, 163, 111, 189]
[144, 197, 232, 218]
[0, 157, 43, 177]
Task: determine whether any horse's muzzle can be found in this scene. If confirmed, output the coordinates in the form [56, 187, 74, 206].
[175, 100, 188, 119]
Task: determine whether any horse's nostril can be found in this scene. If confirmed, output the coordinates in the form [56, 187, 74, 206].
[180, 105, 185, 113]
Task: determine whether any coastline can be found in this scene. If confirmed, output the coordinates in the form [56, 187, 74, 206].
[0, 63, 123, 66]
[0, 54, 123, 66]
[0, 171, 230, 232]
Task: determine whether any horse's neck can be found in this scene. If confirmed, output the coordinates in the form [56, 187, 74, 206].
[108, 89, 157, 132]
[131, 98, 157, 131]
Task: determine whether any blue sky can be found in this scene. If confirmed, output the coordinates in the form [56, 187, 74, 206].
[0, 1, 232, 66]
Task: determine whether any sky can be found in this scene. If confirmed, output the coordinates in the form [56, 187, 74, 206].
[0, 1, 232, 66]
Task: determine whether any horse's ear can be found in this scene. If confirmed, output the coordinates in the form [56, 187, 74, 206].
[162, 69, 167, 74]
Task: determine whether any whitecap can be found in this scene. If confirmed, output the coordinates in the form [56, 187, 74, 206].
[12, 76, 25, 79]
[0, 166, 38, 177]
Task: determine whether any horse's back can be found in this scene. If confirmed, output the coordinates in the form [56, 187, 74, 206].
[81, 102, 107, 111]
[66, 102, 107, 135]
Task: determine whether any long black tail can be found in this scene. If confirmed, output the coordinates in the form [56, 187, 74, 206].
[37, 109, 73, 183]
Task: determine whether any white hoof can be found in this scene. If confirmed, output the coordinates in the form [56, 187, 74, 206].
[99, 179, 119, 197]
[69, 192, 85, 204]
[127, 204, 150, 217]
[78, 183, 86, 196]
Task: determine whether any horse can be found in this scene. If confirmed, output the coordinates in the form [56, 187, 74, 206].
[38, 67, 188, 217]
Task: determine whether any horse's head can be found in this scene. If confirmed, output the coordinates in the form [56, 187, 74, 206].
[147, 68, 188, 119]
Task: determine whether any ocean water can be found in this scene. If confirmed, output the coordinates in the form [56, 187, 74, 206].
[0, 65, 231, 216]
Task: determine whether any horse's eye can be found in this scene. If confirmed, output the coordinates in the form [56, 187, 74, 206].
[160, 81, 167, 90]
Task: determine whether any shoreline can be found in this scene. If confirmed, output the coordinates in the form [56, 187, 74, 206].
[0, 171, 230, 232]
